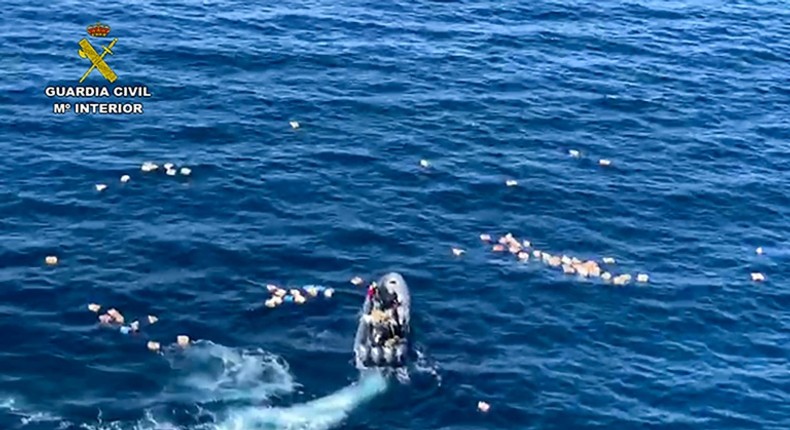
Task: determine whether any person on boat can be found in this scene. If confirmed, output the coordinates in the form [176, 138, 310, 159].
[367, 306, 393, 346]
[367, 283, 378, 306]
[384, 336, 400, 347]
[374, 285, 399, 310]
[372, 323, 389, 346]
[379, 293, 404, 339]
[366, 282, 406, 344]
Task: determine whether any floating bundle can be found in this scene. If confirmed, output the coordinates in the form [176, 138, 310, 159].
[480, 233, 649, 286]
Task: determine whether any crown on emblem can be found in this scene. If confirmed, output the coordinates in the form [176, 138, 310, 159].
[86, 22, 111, 37]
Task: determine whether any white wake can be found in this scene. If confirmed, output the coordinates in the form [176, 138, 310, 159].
[0, 340, 389, 430]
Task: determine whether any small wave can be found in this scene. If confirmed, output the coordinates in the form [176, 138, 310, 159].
[413, 347, 442, 387]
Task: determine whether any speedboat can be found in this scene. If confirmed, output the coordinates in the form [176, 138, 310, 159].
[353, 272, 411, 368]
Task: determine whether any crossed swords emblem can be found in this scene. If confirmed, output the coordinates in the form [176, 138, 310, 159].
[78, 37, 118, 83]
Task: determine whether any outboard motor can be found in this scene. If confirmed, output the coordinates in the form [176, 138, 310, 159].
[383, 346, 395, 364]
[356, 345, 369, 365]
[395, 344, 407, 364]
[370, 346, 383, 365]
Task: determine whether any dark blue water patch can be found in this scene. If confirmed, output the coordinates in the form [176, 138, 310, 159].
[1, 0, 790, 429]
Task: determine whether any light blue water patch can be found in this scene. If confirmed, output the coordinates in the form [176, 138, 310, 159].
[215, 371, 388, 430]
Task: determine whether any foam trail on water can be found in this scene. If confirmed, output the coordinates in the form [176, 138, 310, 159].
[0, 343, 386, 430]
[215, 370, 388, 430]
[0, 396, 63, 428]
[165, 340, 297, 404]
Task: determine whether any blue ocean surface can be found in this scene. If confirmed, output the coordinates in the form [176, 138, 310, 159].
[1, 0, 789, 429]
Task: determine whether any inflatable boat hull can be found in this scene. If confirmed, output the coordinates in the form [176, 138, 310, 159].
[354, 272, 411, 368]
